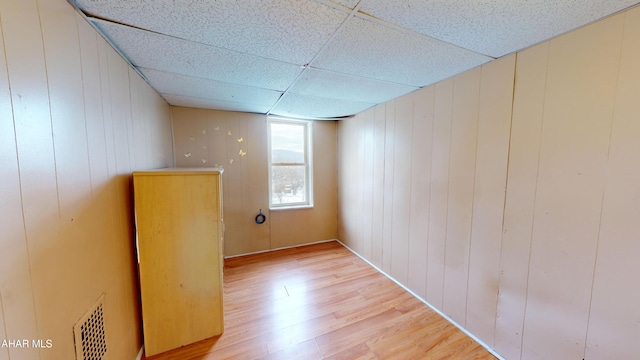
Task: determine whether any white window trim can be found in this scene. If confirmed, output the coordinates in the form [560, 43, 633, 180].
[267, 117, 313, 210]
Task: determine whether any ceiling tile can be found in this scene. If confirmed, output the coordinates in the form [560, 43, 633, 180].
[75, 0, 350, 64]
[290, 68, 418, 103]
[140, 68, 282, 108]
[312, 15, 492, 87]
[359, 0, 640, 57]
[91, 19, 302, 91]
[162, 94, 272, 114]
[74, 0, 638, 119]
[270, 92, 375, 119]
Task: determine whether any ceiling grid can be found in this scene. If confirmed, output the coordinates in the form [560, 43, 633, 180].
[71, 0, 640, 119]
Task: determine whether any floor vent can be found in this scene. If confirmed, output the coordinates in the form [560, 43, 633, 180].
[74, 294, 107, 360]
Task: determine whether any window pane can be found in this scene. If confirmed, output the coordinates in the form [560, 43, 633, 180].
[271, 165, 306, 205]
[271, 123, 305, 163]
[268, 118, 312, 209]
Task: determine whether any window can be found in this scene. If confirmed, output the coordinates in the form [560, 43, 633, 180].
[268, 118, 313, 209]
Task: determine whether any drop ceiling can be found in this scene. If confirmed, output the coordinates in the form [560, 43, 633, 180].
[71, 0, 640, 120]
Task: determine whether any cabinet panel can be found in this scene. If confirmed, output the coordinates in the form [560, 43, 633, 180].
[133, 169, 224, 357]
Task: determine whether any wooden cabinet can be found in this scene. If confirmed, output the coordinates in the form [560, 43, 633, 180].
[132, 168, 224, 357]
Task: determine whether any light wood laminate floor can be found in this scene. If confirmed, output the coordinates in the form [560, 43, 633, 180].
[143, 241, 497, 360]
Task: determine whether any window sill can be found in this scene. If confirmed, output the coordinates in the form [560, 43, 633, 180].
[269, 204, 314, 211]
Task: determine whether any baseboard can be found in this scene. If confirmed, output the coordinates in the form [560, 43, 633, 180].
[335, 240, 506, 360]
[224, 239, 337, 259]
[135, 345, 144, 360]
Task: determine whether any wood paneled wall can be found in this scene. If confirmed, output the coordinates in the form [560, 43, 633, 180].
[338, 6, 640, 360]
[500, 10, 640, 360]
[338, 53, 515, 351]
[172, 108, 337, 256]
[0, 0, 174, 359]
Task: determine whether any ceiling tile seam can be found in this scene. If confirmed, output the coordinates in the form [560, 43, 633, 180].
[66, 1, 149, 82]
[76, 16, 155, 90]
[138, 67, 289, 94]
[305, 65, 422, 89]
[87, 16, 305, 67]
[267, 0, 367, 117]
[352, 11, 497, 60]
[161, 92, 276, 108]
[284, 90, 378, 106]
[154, 83, 281, 105]
[80, 10, 166, 34]
[312, 0, 357, 14]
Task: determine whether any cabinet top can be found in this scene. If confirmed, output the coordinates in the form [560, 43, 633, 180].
[133, 167, 224, 176]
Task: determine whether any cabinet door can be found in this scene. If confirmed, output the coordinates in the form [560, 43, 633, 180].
[134, 172, 223, 356]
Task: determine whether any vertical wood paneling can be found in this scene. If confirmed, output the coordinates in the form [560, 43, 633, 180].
[37, 0, 94, 356]
[107, 54, 134, 258]
[146, 88, 171, 167]
[111, 50, 146, 357]
[171, 108, 201, 167]
[78, 14, 131, 357]
[337, 6, 640, 360]
[108, 51, 133, 177]
[245, 115, 271, 252]
[522, 15, 623, 360]
[381, 101, 395, 274]
[99, 41, 124, 259]
[337, 109, 357, 250]
[407, 88, 434, 298]
[40, 0, 90, 223]
[353, 114, 368, 253]
[2, 1, 56, 357]
[0, 6, 40, 356]
[142, 73, 170, 167]
[370, 105, 386, 268]
[130, 70, 150, 169]
[228, 113, 268, 253]
[97, 23, 140, 360]
[97, 38, 117, 179]
[207, 112, 227, 168]
[336, 110, 348, 246]
[442, 68, 481, 325]
[124, 71, 137, 172]
[466, 55, 515, 346]
[494, 43, 548, 360]
[0, 1, 173, 357]
[359, 112, 368, 255]
[390, 95, 413, 285]
[362, 109, 375, 260]
[425, 78, 453, 309]
[585, 7, 640, 360]
[107, 51, 136, 288]
[223, 114, 244, 248]
[77, 15, 108, 189]
[352, 109, 365, 255]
